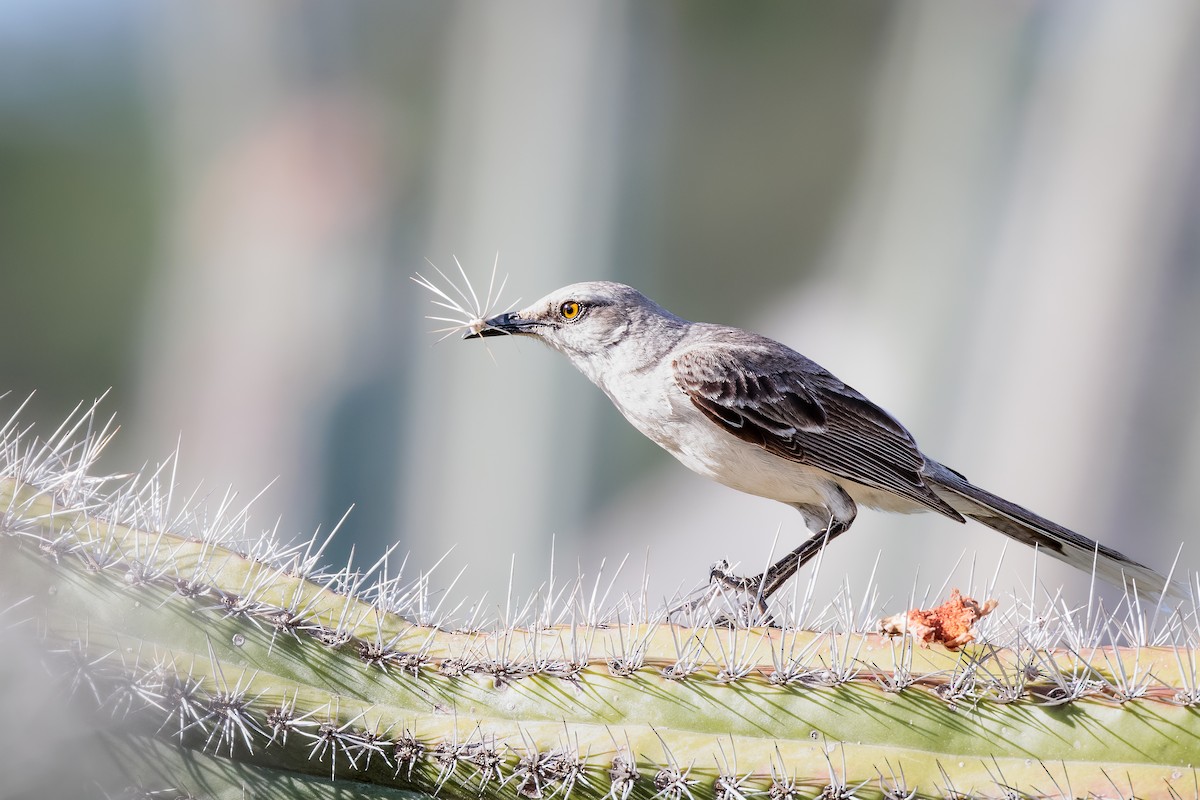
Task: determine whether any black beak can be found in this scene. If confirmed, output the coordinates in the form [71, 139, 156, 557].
[463, 312, 539, 339]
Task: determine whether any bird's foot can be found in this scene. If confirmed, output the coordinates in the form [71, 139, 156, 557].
[708, 559, 761, 593]
[707, 560, 773, 627]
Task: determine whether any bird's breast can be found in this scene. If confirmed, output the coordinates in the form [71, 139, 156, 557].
[600, 371, 833, 506]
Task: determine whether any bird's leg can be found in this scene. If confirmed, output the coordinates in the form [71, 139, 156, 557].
[710, 518, 852, 617]
[758, 518, 850, 598]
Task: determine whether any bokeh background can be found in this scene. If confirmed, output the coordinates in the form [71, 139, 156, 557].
[3, 0, 1199, 612]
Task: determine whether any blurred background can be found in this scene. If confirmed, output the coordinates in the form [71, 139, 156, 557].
[2, 0, 1199, 611]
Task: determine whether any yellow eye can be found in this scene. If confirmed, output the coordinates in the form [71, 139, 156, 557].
[560, 301, 582, 320]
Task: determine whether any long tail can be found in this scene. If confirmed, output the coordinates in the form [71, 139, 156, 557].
[924, 461, 1179, 601]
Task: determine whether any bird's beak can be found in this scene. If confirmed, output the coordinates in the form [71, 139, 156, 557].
[463, 311, 540, 339]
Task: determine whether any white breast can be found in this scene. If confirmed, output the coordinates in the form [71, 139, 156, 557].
[594, 361, 829, 507]
[588, 357, 927, 519]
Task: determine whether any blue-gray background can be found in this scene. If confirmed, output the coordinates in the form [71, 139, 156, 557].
[4, 1, 1199, 609]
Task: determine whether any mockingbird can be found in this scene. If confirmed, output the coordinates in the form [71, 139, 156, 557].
[467, 280, 1171, 603]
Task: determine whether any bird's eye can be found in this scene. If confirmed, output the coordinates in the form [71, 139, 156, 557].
[560, 301, 582, 320]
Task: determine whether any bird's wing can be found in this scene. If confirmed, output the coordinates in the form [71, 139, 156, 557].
[672, 339, 961, 519]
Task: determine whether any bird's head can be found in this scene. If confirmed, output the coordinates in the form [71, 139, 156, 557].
[466, 280, 683, 373]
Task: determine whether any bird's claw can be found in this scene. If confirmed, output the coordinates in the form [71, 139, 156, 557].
[709, 559, 762, 594]
[707, 559, 772, 626]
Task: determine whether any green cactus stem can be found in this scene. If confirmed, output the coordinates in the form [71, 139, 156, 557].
[1, 404, 1198, 799]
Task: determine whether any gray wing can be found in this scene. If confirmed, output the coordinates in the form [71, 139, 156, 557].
[672, 339, 962, 520]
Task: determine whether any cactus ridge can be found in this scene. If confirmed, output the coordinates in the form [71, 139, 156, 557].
[2, 399, 1200, 799]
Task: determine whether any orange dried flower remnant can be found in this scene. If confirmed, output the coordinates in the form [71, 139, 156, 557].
[878, 588, 999, 650]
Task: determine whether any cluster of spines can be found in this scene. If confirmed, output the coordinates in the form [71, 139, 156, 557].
[47, 644, 586, 797]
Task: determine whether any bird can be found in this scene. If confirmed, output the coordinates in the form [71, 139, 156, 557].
[466, 280, 1173, 606]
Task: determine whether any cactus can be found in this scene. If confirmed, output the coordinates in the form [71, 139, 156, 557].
[1, 400, 1198, 799]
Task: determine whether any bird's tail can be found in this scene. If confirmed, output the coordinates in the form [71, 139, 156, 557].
[924, 461, 1180, 601]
